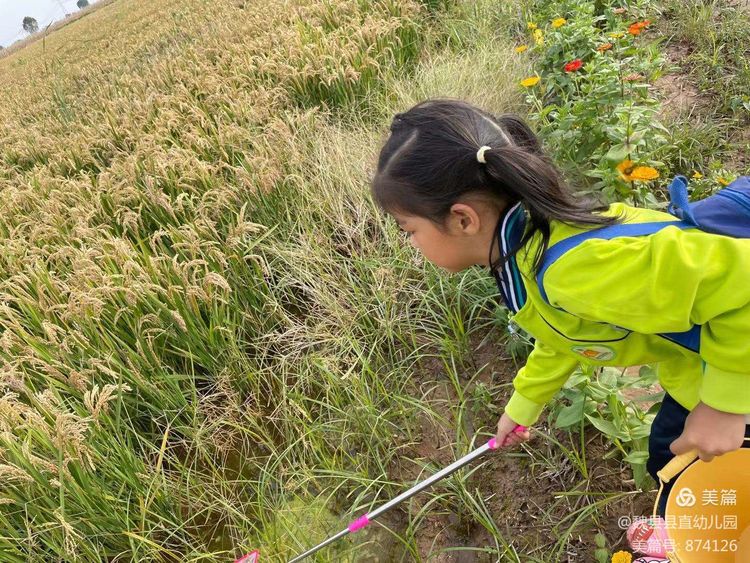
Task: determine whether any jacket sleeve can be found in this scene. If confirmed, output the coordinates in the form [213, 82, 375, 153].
[543, 228, 750, 414]
[504, 339, 580, 426]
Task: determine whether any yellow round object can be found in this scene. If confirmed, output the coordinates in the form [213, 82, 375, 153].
[665, 448, 750, 562]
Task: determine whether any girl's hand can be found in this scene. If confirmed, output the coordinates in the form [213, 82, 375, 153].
[496, 412, 530, 447]
[670, 401, 746, 462]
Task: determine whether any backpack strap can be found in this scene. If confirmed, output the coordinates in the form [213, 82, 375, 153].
[535, 219, 702, 353]
[536, 220, 694, 304]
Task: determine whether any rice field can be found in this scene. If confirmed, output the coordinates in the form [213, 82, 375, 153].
[0, 0, 673, 561]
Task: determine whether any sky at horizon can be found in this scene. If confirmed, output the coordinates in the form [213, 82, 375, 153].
[0, 0, 101, 48]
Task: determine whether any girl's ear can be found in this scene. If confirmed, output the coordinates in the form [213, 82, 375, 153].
[448, 202, 481, 235]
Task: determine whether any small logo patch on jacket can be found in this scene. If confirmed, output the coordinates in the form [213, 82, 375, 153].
[571, 345, 616, 361]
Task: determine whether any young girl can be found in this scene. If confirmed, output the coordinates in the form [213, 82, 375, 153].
[371, 98, 750, 515]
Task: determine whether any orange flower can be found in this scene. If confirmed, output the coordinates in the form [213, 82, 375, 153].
[617, 159, 635, 180]
[628, 20, 650, 35]
[597, 42, 613, 52]
[617, 160, 659, 182]
[718, 177, 730, 186]
[564, 59, 583, 72]
[631, 166, 659, 181]
[624, 72, 644, 81]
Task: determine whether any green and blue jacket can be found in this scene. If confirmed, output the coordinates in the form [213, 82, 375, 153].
[493, 202, 750, 427]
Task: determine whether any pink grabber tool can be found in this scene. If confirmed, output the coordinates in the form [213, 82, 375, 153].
[235, 425, 527, 563]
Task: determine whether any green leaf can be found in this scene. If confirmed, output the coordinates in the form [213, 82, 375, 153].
[585, 414, 629, 440]
[555, 396, 586, 428]
[604, 143, 630, 162]
[623, 450, 649, 464]
[630, 130, 645, 144]
[630, 424, 652, 439]
[563, 371, 590, 388]
[595, 532, 607, 548]
[587, 385, 609, 402]
[632, 461, 651, 488]
[598, 368, 618, 389]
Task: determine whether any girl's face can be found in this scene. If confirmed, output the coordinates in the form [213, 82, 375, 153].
[392, 202, 499, 273]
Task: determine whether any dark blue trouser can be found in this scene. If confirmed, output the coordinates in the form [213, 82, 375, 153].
[647, 392, 750, 517]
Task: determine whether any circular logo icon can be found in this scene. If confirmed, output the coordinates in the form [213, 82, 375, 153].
[675, 487, 696, 507]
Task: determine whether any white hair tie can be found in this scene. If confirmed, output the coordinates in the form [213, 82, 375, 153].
[476, 145, 491, 164]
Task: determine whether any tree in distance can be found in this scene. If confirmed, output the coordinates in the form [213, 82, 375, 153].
[22, 17, 39, 35]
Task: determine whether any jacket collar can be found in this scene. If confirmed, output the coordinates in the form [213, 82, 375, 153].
[490, 202, 528, 313]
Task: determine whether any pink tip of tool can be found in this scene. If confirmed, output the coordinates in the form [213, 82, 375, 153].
[235, 550, 260, 563]
[347, 513, 370, 532]
[488, 425, 528, 449]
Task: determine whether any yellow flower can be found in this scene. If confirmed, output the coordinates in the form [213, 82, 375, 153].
[552, 17, 567, 28]
[609, 32, 625, 39]
[611, 552, 632, 563]
[692, 171, 703, 179]
[527, 22, 538, 30]
[515, 45, 528, 53]
[520, 76, 541, 87]
[533, 28, 544, 45]
[718, 177, 730, 186]
[617, 159, 660, 182]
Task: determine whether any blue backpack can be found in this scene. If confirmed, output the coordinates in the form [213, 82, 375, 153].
[536, 175, 750, 353]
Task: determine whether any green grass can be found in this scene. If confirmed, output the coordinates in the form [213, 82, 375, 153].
[4, 0, 741, 561]
[656, 0, 750, 122]
[652, 0, 750, 175]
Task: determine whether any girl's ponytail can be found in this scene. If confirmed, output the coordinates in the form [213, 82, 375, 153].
[481, 142, 615, 271]
[372, 99, 617, 273]
[496, 114, 543, 153]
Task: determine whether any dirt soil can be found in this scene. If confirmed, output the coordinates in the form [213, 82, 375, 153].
[363, 331, 655, 562]
[653, 42, 710, 120]
[653, 28, 750, 174]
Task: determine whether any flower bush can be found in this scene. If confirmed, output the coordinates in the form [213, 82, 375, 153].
[515, 0, 669, 205]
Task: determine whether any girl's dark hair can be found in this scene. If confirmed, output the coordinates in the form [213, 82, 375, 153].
[371, 98, 617, 273]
